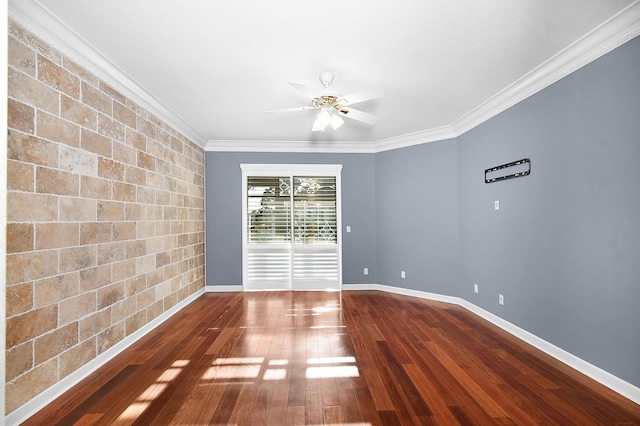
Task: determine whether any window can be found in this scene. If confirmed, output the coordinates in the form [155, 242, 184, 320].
[242, 165, 342, 290]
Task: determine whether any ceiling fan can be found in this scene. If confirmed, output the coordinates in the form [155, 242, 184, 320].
[266, 72, 383, 133]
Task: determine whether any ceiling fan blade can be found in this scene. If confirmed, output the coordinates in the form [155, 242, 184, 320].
[338, 86, 384, 106]
[265, 106, 317, 113]
[335, 107, 378, 125]
[289, 82, 320, 100]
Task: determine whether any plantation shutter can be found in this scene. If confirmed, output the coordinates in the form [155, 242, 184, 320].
[242, 165, 342, 290]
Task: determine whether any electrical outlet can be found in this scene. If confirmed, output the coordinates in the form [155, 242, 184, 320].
[401, 271, 406, 279]
[346, 225, 351, 233]
[474, 283, 479, 293]
[499, 294, 504, 305]
[364, 267, 368, 275]
[494, 200, 500, 210]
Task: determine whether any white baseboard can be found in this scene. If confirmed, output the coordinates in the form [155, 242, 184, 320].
[342, 283, 640, 405]
[205, 285, 243, 292]
[5, 288, 206, 426]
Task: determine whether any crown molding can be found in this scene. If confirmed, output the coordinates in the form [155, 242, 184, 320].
[11, 0, 639, 154]
[371, 126, 457, 152]
[451, 0, 640, 137]
[8, 0, 207, 148]
[208, 1, 640, 154]
[205, 139, 380, 153]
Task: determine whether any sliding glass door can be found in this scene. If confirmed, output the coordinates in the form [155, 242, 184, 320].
[242, 165, 342, 290]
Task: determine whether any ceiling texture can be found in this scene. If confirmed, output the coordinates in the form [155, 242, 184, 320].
[8, 0, 640, 152]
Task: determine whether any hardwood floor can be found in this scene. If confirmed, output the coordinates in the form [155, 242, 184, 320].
[24, 291, 640, 425]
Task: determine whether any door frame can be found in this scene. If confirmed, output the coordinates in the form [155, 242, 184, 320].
[240, 164, 343, 291]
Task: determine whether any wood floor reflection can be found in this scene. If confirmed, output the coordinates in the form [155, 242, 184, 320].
[25, 291, 640, 425]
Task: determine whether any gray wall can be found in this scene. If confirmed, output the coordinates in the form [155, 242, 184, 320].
[374, 140, 461, 295]
[456, 36, 640, 386]
[205, 37, 640, 386]
[206, 152, 376, 285]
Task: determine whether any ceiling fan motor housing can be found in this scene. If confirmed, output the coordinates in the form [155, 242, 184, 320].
[319, 71, 335, 88]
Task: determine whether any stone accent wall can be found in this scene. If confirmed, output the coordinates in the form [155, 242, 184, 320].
[6, 21, 206, 413]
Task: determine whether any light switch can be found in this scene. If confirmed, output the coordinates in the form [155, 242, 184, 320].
[346, 226, 351, 233]
[494, 200, 500, 211]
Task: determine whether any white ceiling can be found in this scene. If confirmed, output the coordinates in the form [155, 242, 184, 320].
[9, 0, 640, 151]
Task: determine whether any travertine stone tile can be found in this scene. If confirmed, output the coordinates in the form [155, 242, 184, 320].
[98, 112, 125, 142]
[99, 81, 126, 104]
[111, 297, 136, 324]
[8, 36, 36, 76]
[59, 338, 96, 379]
[58, 292, 96, 325]
[6, 304, 58, 348]
[113, 221, 136, 242]
[34, 322, 79, 364]
[126, 128, 146, 151]
[98, 157, 125, 181]
[7, 20, 206, 415]
[8, 67, 59, 114]
[81, 128, 112, 157]
[7, 223, 34, 253]
[34, 272, 79, 307]
[59, 196, 97, 222]
[37, 54, 80, 99]
[97, 200, 125, 221]
[59, 245, 97, 273]
[125, 240, 146, 260]
[79, 264, 112, 292]
[6, 283, 34, 317]
[79, 309, 111, 341]
[146, 300, 164, 322]
[5, 359, 58, 413]
[97, 242, 126, 266]
[98, 321, 125, 354]
[37, 111, 81, 148]
[59, 145, 98, 176]
[8, 98, 35, 133]
[6, 342, 33, 382]
[7, 160, 35, 192]
[124, 203, 146, 221]
[35, 222, 79, 249]
[113, 101, 136, 128]
[97, 282, 124, 310]
[80, 222, 113, 245]
[136, 116, 155, 138]
[36, 167, 80, 196]
[125, 310, 146, 336]
[125, 274, 146, 297]
[113, 181, 137, 202]
[113, 142, 137, 166]
[80, 175, 111, 199]
[111, 258, 137, 282]
[6, 250, 58, 285]
[61, 94, 97, 129]
[137, 151, 155, 171]
[81, 81, 112, 115]
[8, 130, 59, 168]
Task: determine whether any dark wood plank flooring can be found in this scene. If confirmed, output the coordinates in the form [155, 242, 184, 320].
[24, 290, 640, 425]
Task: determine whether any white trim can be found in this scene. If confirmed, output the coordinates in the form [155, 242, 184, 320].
[7, 1, 207, 148]
[207, 140, 379, 154]
[204, 2, 640, 154]
[1, 5, 9, 419]
[4, 288, 206, 426]
[342, 284, 640, 405]
[450, 0, 640, 138]
[241, 165, 343, 291]
[9, 0, 639, 154]
[205, 285, 244, 292]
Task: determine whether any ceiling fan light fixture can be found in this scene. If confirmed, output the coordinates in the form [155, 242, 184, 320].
[312, 110, 331, 132]
[330, 114, 344, 130]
